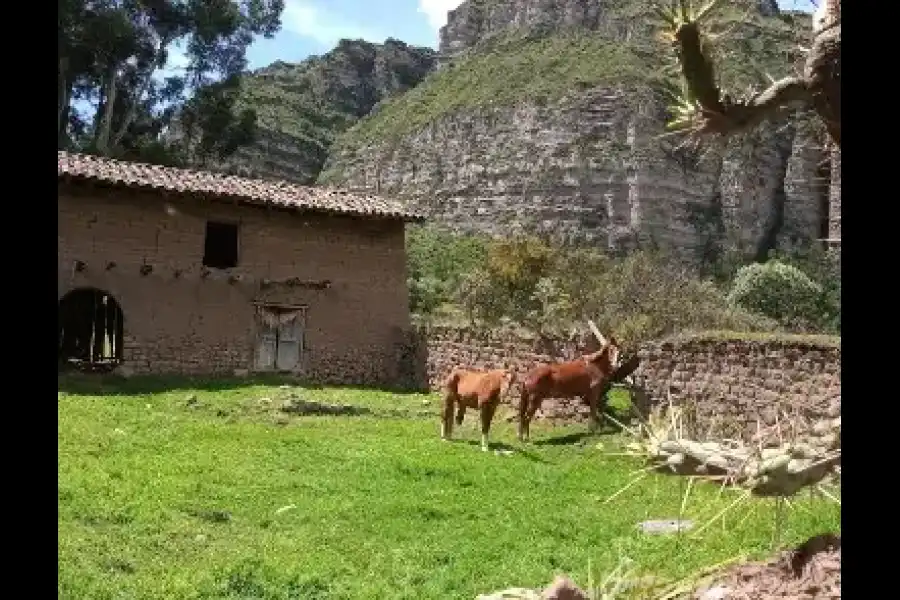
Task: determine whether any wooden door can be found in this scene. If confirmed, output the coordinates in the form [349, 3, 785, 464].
[275, 316, 303, 371]
[255, 322, 278, 371]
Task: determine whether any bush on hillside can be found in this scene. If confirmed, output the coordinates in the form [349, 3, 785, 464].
[483, 236, 556, 322]
[453, 241, 778, 344]
[407, 228, 848, 343]
[406, 225, 488, 316]
[727, 260, 825, 331]
[407, 275, 444, 315]
[584, 251, 778, 345]
[529, 276, 576, 333]
[770, 247, 841, 333]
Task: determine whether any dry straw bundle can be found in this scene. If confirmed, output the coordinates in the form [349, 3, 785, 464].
[617, 401, 840, 498]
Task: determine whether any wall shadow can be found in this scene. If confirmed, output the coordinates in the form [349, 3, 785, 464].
[531, 425, 619, 446]
[57, 372, 437, 398]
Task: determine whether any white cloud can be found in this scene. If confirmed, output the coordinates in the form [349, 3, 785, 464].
[282, 0, 383, 47]
[417, 0, 464, 32]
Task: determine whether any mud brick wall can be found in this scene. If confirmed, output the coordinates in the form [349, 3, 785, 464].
[417, 327, 841, 434]
[59, 184, 411, 383]
[634, 334, 841, 440]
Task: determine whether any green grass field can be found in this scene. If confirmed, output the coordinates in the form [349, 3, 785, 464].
[58, 376, 840, 600]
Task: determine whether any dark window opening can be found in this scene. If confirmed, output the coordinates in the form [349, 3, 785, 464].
[203, 221, 239, 269]
[58, 288, 124, 373]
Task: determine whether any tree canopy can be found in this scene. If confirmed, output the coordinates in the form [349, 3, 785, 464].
[58, 0, 285, 166]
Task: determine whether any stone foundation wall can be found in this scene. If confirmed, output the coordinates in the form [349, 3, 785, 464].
[415, 326, 600, 422]
[415, 326, 841, 438]
[634, 333, 841, 440]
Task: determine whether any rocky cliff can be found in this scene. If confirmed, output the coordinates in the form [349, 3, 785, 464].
[320, 0, 840, 264]
[217, 39, 436, 184]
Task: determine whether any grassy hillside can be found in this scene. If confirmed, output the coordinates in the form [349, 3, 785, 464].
[218, 39, 436, 183]
[328, 4, 810, 147]
[340, 33, 663, 145]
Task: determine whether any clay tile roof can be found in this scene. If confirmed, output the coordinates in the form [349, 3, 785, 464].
[57, 151, 424, 221]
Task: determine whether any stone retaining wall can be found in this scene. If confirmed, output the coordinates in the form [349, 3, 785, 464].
[633, 333, 841, 440]
[415, 326, 841, 438]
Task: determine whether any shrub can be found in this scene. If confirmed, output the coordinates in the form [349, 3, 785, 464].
[406, 225, 489, 316]
[727, 260, 825, 331]
[586, 251, 777, 345]
[455, 244, 778, 344]
[770, 247, 841, 334]
[529, 276, 575, 334]
[484, 236, 556, 322]
[408, 275, 444, 315]
[408, 227, 792, 343]
[453, 235, 559, 325]
[456, 268, 501, 326]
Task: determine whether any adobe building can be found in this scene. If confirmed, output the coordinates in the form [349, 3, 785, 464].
[57, 152, 423, 385]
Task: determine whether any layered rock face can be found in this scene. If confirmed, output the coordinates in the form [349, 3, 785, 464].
[439, 0, 659, 62]
[321, 0, 840, 264]
[217, 39, 436, 184]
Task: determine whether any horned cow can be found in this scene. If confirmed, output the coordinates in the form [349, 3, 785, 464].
[517, 325, 621, 443]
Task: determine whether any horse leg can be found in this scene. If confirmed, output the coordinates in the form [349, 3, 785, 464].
[479, 398, 498, 452]
[441, 391, 456, 441]
[524, 400, 541, 442]
[518, 392, 541, 444]
[455, 403, 466, 427]
[597, 386, 610, 429]
[517, 389, 531, 442]
[586, 389, 602, 434]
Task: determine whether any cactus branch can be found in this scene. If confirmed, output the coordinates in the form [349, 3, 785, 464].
[658, 1, 841, 148]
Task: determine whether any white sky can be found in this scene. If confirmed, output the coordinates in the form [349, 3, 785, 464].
[417, 0, 464, 32]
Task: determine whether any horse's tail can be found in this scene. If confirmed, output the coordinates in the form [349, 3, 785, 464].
[499, 369, 517, 401]
[440, 369, 465, 440]
[443, 368, 463, 396]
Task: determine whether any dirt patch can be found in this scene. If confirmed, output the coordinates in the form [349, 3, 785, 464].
[270, 394, 435, 420]
[695, 534, 841, 600]
[279, 397, 373, 417]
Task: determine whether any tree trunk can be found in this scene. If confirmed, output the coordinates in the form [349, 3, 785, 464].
[58, 57, 71, 146]
[95, 65, 119, 155]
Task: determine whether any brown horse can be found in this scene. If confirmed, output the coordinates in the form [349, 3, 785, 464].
[517, 335, 621, 442]
[441, 368, 515, 452]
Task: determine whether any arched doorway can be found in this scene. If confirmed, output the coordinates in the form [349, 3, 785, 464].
[58, 288, 124, 372]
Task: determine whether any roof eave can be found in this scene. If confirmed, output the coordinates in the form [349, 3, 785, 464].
[57, 174, 424, 223]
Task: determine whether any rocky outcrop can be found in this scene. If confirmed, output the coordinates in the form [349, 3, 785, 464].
[439, 0, 659, 63]
[440, 0, 787, 63]
[321, 1, 837, 264]
[215, 39, 436, 184]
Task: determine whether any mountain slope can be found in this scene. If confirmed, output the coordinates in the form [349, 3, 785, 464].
[219, 38, 437, 184]
[319, 0, 837, 265]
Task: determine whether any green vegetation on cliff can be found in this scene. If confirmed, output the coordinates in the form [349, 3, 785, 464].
[406, 226, 841, 343]
[330, 4, 809, 148]
[339, 33, 663, 145]
[222, 39, 436, 183]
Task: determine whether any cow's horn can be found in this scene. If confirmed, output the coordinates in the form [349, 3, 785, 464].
[587, 319, 607, 345]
